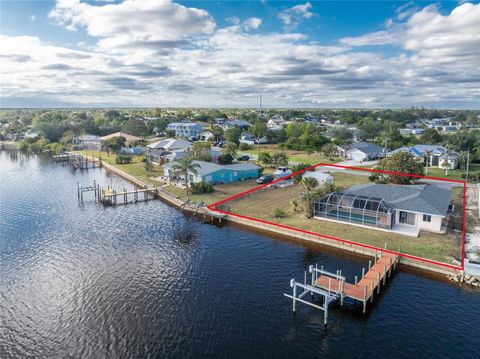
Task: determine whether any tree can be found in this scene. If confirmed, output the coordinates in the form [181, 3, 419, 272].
[101, 136, 126, 154]
[211, 126, 224, 141]
[321, 143, 338, 159]
[359, 118, 382, 141]
[420, 128, 443, 145]
[170, 156, 201, 196]
[250, 122, 267, 140]
[371, 152, 424, 184]
[144, 160, 153, 174]
[217, 154, 233, 165]
[258, 151, 272, 166]
[301, 182, 336, 218]
[224, 127, 241, 144]
[121, 119, 148, 136]
[331, 127, 353, 145]
[302, 177, 318, 190]
[223, 142, 238, 158]
[191, 141, 212, 161]
[272, 151, 289, 166]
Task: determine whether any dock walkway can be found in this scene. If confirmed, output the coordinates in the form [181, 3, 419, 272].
[285, 251, 398, 325]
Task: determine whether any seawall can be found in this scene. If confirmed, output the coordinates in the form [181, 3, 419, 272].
[89, 154, 461, 277]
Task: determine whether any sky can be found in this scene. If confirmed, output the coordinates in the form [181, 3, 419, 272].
[0, 0, 479, 109]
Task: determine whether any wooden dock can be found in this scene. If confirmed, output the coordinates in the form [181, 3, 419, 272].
[54, 152, 101, 170]
[285, 251, 398, 325]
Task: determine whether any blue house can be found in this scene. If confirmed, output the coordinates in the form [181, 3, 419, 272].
[163, 160, 261, 185]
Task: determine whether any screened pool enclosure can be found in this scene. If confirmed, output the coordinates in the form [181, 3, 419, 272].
[314, 192, 396, 230]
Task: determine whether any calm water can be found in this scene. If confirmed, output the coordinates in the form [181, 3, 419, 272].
[1, 150, 479, 358]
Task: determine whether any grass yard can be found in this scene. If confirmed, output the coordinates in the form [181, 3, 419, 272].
[223, 182, 462, 265]
[243, 144, 341, 165]
[424, 164, 480, 182]
[75, 150, 164, 185]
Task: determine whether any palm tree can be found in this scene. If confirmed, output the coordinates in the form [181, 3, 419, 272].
[442, 148, 454, 176]
[170, 156, 201, 196]
[424, 150, 432, 174]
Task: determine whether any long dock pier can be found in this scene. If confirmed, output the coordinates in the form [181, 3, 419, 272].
[54, 152, 101, 170]
[285, 251, 398, 325]
[77, 181, 160, 205]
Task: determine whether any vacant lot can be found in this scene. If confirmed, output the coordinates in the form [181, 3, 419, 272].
[223, 181, 463, 265]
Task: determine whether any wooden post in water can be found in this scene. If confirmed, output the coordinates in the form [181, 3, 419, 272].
[363, 286, 367, 313]
[377, 272, 381, 294]
[383, 265, 387, 285]
[355, 275, 358, 285]
[370, 280, 374, 303]
[368, 260, 372, 271]
[362, 267, 365, 279]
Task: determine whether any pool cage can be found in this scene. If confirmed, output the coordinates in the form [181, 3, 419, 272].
[314, 192, 396, 230]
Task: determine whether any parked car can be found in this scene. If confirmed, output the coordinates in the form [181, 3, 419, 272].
[237, 155, 250, 161]
[256, 175, 274, 184]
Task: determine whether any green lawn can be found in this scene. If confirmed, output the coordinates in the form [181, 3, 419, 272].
[76, 150, 163, 185]
[424, 164, 480, 182]
[243, 144, 341, 165]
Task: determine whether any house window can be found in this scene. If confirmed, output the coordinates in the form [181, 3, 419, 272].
[423, 214, 431, 222]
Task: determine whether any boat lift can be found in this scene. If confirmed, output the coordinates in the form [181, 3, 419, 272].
[284, 265, 345, 325]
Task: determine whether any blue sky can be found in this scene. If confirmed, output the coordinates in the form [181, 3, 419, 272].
[0, 1, 479, 108]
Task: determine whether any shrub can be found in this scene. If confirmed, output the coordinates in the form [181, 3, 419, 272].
[191, 181, 214, 194]
[239, 143, 253, 151]
[273, 208, 286, 218]
[217, 153, 233, 165]
[115, 154, 132, 164]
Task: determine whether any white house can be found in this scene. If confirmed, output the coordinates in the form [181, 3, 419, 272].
[302, 171, 333, 186]
[388, 144, 459, 169]
[314, 183, 452, 237]
[199, 131, 214, 141]
[146, 138, 192, 163]
[338, 142, 388, 162]
[166, 122, 204, 138]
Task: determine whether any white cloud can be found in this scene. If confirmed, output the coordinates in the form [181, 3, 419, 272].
[278, 2, 314, 30]
[49, 0, 215, 51]
[226, 16, 240, 25]
[1, 1, 479, 108]
[243, 17, 262, 30]
[30, 15, 36, 21]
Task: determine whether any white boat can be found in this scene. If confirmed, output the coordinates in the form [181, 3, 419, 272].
[273, 166, 293, 180]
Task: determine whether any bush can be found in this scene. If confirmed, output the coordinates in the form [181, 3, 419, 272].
[217, 153, 233, 165]
[239, 143, 253, 151]
[191, 181, 214, 194]
[273, 208, 286, 218]
[115, 154, 133, 164]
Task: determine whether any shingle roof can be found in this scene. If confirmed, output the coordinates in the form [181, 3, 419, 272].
[347, 142, 387, 155]
[147, 138, 192, 150]
[343, 183, 452, 216]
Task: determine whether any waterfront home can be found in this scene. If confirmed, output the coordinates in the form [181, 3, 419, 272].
[99, 132, 142, 144]
[400, 128, 425, 136]
[163, 160, 261, 184]
[314, 183, 452, 237]
[72, 135, 101, 150]
[388, 144, 459, 169]
[146, 138, 192, 164]
[337, 142, 388, 162]
[166, 122, 204, 138]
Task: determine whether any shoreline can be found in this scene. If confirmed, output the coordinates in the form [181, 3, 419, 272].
[91, 154, 462, 277]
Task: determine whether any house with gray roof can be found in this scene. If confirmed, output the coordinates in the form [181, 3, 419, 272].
[388, 144, 459, 169]
[163, 160, 261, 185]
[314, 183, 452, 237]
[337, 142, 388, 162]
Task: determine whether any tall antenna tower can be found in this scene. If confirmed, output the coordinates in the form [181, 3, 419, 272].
[259, 93, 263, 118]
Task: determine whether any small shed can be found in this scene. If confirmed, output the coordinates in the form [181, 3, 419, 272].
[302, 171, 333, 185]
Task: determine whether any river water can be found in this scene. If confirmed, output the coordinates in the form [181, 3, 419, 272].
[1, 150, 479, 358]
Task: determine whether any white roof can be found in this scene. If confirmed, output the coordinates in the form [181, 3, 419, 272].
[303, 171, 333, 181]
[147, 138, 192, 150]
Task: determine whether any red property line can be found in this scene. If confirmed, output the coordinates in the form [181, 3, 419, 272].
[207, 163, 466, 271]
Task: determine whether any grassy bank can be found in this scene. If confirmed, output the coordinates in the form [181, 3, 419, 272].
[76, 150, 163, 186]
[243, 144, 341, 165]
